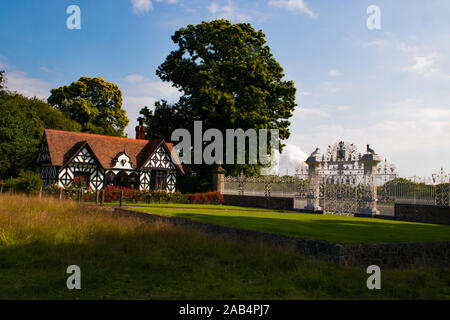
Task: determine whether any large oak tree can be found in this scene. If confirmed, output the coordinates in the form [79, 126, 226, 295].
[140, 20, 297, 191]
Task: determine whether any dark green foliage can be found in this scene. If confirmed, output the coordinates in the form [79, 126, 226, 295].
[140, 20, 297, 191]
[4, 170, 43, 195]
[0, 91, 81, 179]
[139, 100, 188, 141]
[48, 77, 129, 137]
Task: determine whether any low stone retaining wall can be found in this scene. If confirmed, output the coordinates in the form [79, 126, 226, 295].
[395, 203, 450, 225]
[115, 208, 450, 268]
[223, 194, 294, 210]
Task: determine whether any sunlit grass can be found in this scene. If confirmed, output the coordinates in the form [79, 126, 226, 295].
[132, 207, 450, 244]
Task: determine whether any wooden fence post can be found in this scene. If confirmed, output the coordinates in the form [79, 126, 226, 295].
[59, 188, 63, 201]
[39, 187, 42, 199]
[101, 189, 104, 206]
[78, 189, 82, 203]
[120, 189, 123, 207]
[95, 190, 99, 206]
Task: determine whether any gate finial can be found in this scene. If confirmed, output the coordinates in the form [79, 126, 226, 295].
[309, 147, 320, 157]
[366, 144, 375, 154]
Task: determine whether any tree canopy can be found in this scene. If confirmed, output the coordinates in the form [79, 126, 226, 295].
[48, 77, 129, 136]
[140, 20, 297, 190]
[0, 90, 81, 179]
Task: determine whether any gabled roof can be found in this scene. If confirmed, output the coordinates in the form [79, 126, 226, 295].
[43, 129, 184, 174]
[63, 141, 100, 166]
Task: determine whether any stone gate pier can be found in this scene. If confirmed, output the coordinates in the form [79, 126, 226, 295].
[359, 148, 381, 215]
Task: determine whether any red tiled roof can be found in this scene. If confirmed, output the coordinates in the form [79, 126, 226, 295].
[44, 129, 184, 174]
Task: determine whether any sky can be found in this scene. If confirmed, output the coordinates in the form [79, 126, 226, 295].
[1, 0, 449, 179]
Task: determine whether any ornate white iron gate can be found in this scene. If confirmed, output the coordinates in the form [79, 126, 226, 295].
[319, 175, 374, 214]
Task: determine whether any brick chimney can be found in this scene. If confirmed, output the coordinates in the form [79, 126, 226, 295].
[135, 119, 147, 140]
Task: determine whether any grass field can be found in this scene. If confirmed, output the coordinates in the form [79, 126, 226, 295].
[131, 206, 450, 244]
[0, 195, 449, 299]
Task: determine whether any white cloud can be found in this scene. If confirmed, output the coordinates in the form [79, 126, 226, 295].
[384, 98, 450, 121]
[323, 81, 339, 93]
[277, 143, 309, 175]
[294, 107, 329, 119]
[208, 1, 252, 22]
[123, 73, 181, 101]
[130, 0, 179, 14]
[131, 0, 153, 14]
[39, 66, 54, 73]
[328, 69, 342, 77]
[403, 53, 439, 77]
[286, 98, 450, 177]
[5, 70, 51, 100]
[268, 0, 317, 18]
[397, 41, 419, 53]
[122, 74, 182, 137]
[208, 3, 220, 14]
[363, 39, 388, 47]
[337, 105, 351, 111]
[124, 74, 147, 83]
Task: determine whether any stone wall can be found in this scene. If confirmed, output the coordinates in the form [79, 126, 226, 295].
[115, 208, 450, 268]
[223, 194, 294, 210]
[395, 203, 450, 225]
[340, 242, 450, 267]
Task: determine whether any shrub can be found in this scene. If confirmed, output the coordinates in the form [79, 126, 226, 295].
[3, 170, 43, 195]
[169, 192, 190, 203]
[45, 183, 62, 194]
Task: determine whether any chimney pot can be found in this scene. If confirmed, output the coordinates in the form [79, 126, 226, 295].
[135, 120, 146, 140]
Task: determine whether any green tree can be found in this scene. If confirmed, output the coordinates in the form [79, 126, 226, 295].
[140, 20, 297, 190]
[0, 91, 81, 179]
[139, 100, 188, 140]
[48, 77, 129, 136]
[4, 170, 43, 195]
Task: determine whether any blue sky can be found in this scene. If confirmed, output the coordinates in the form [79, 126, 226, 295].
[1, 0, 449, 178]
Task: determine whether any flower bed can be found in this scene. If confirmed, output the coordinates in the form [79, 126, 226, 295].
[44, 184, 224, 205]
[188, 191, 224, 204]
[81, 186, 224, 205]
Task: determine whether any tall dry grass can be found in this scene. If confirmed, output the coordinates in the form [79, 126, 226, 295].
[0, 194, 181, 248]
[0, 194, 288, 264]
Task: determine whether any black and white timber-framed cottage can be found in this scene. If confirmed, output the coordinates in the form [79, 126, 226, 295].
[36, 123, 184, 192]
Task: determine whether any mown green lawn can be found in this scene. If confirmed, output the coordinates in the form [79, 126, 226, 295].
[133, 206, 450, 244]
[1, 196, 449, 300]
